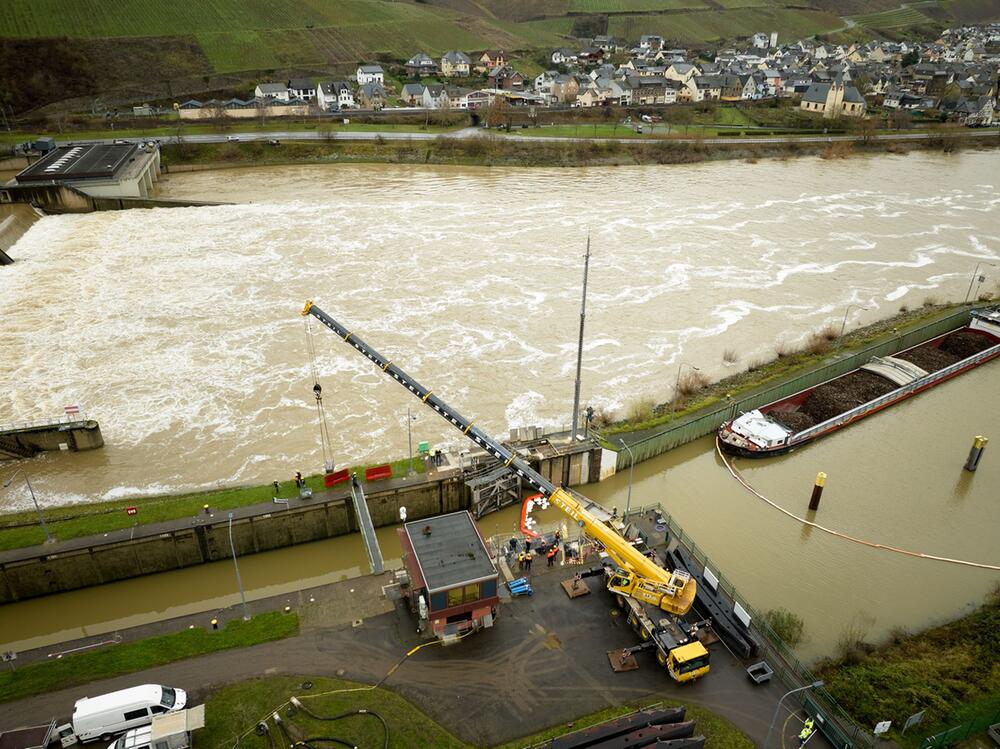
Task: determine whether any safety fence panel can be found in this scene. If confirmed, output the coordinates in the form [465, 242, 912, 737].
[615, 308, 973, 471]
[918, 706, 1000, 749]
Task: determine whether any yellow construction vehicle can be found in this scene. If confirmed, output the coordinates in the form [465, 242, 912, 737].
[302, 300, 710, 680]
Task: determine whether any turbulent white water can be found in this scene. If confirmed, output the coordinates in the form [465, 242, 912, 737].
[1, 151, 999, 508]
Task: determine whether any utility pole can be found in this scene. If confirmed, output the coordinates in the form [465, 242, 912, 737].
[571, 234, 591, 441]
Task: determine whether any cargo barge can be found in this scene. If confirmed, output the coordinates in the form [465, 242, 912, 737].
[719, 307, 1000, 457]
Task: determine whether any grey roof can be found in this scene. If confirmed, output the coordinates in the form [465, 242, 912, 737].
[358, 64, 384, 73]
[401, 83, 425, 96]
[359, 81, 384, 97]
[404, 511, 496, 591]
[17, 144, 135, 182]
[407, 52, 435, 66]
[802, 81, 865, 104]
[288, 78, 315, 90]
[442, 50, 471, 64]
[256, 82, 287, 94]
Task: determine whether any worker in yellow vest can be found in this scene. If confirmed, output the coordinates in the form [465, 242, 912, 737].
[798, 718, 815, 746]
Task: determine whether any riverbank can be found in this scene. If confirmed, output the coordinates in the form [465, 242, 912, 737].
[817, 586, 1000, 748]
[158, 130, 1000, 171]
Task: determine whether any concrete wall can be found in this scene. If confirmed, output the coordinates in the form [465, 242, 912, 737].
[0, 182, 226, 213]
[0, 476, 463, 602]
[0, 421, 104, 460]
[178, 104, 310, 119]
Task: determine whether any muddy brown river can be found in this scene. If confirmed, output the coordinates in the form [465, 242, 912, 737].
[1, 152, 998, 661]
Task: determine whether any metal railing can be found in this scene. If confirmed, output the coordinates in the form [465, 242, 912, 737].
[626, 502, 875, 749]
[615, 307, 974, 471]
[0, 416, 91, 433]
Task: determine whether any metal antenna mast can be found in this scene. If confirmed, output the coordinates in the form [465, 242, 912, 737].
[571, 234, 591, 441]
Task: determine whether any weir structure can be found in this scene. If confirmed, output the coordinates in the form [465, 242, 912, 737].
[0, 418, 104, 460]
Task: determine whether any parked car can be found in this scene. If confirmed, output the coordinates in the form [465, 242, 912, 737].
[67, 685, 187, 743]
[226, 135, 240, 142]
[267, 139, 280, 146]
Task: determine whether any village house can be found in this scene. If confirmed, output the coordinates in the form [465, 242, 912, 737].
[356, 64, 385, 86]
[357, 81, 386, 110]
[317, 81, 354, 110]
[400, 83, 425, 106]
[288, 78, 316, 100]
[487, 65, 526, 90]
[441, 51, 472, 77]
[405, 52, 438, 77]
[476, 49, 506, 73]
[800, 74, 866, 118]
[550, 73, 581, 104]
[254, 82, 290, 102]
[422, 83, 450, 109]
[551, 48, 577, 65]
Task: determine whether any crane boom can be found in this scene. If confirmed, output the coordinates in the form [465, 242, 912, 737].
[302, 301, 696, 616]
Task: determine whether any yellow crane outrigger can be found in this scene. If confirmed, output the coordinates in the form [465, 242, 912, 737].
[301, 301, 698, 621]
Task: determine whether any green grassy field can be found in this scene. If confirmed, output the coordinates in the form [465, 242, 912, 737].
[846, 4, 934, 29]
[0, 613, 299, 704]
[567, 0, 707, 11]
[608, 7, 843, 44]
[0, 457, 425, 550]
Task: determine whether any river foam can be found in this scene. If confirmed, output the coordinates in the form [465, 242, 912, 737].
[1, 152, 998, 507]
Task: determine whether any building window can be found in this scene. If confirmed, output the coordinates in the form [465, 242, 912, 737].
[446, 583, 481, 607]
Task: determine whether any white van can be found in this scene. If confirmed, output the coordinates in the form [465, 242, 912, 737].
[72, 685, 187, 742]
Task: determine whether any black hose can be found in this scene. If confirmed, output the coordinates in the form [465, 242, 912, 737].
[294, 738, 357, 748]
[290, 701, 390, 749]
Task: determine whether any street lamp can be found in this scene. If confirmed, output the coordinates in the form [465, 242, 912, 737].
[840, 305, 869, 338]
[671, 363, 700, 420]
[764, 680, 825, 749]
[2, 468, 54, 544]
[406, 407, 418, 475]
[228, 512, 251, 621]
[619, 438, 635, 521]
[964, 262, 997, 304]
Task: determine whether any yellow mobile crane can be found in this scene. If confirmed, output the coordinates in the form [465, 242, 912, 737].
[302, 301, 710, 682]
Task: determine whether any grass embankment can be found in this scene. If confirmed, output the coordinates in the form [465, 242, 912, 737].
[203, 676, 466, 748]
[599, 302, 973, 435]
[817, 589, 1000, 748]
[0, 612, 299, 704]
[200, 676, 754, 749]
[0, 457, 424, 551]
[159, 131, 998, 172]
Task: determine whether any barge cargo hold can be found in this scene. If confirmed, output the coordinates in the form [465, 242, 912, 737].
[719, 307, 1000, 458]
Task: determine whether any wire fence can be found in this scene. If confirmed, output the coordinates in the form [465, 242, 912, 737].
[625, 503, 875, 749]
[917, 706, 1000, 749]
[616, 307, 973, 471]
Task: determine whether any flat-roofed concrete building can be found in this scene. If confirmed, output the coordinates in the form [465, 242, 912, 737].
[11, 142, 161, 198]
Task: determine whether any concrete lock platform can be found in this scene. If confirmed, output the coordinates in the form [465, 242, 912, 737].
[0, 566, 825, 749]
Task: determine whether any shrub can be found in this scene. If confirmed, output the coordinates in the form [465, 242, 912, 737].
[764, 608, 805, 647]
[804, 332, 831, 355]
[774, 339, 795, 358]
[627, 397, 655, 423]
[590, 407, 615, 428]
[923, 295, 940, 307]
[898, 304, 908, 313]
[722, 348, 739, 365]
[676, 368, 709, 396]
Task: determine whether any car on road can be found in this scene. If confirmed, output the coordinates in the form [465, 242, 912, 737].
[226, 135, 240, 142]
[267, 139, 280, 146]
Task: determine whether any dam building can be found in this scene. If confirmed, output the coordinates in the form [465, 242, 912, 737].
[3, 142, 161, 199]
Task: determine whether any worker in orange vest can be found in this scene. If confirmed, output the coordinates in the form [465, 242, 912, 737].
[546, 546, 557, 567]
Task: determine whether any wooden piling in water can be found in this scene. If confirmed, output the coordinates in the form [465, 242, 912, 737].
[808, 472, 826, 511]
[964, 435, 988, 472]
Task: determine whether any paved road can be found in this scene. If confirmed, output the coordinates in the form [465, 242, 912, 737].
[57, 126, 1000, 149]
[0, 569, 825, 749]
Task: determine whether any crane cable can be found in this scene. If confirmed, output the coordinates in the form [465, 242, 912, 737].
[304, 315, 335, 472]
[716, 437, 1000, 571]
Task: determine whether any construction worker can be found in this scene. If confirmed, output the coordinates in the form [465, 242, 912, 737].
[798, 718, 815, 746]
[517, 552, 526, 571]
[524, 550, 533, 572]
